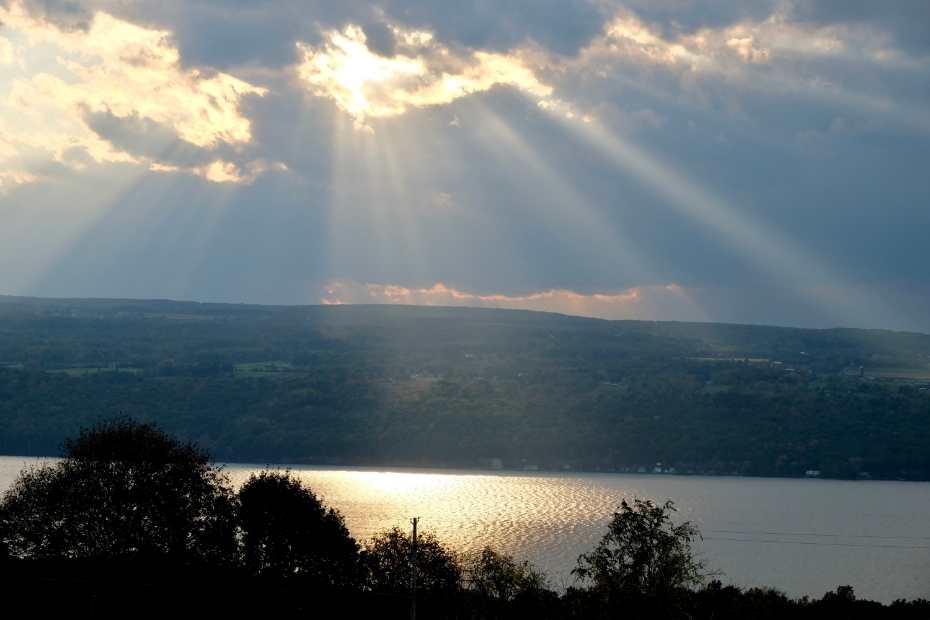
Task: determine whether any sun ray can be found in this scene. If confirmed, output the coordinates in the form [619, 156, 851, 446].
[370, 121, 430, 284]
[467, 100, 658, 290]
[542, 108, 897, 328]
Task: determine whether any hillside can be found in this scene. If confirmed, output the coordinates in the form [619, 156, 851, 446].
[2, 295, 930, 479]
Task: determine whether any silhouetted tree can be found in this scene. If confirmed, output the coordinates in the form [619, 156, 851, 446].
[0, 418, 237, 563]
[464, 546, 548, 601]
[238, 470, 362, 587]
[573, 499, 705, 598]
[462, 546, 557, 619]
[363, 527, 461, 595]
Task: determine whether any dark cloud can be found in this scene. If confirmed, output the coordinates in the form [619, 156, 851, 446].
[72, 0, 605, 70]
[616, 0, 779, 37]
[792, 0, 930, 54]
[373, 0, 607, 55]
[3, 0, 93, 30]
[236, 81, 335, 178]
[83, 109, 215, 167]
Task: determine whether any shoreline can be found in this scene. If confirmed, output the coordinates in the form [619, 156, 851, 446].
[3, 454, 930, 485]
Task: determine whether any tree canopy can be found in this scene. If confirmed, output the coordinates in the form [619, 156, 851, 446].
[0, 418, 238, 563]
[464, 546, 549, 602]
[573, 499, 706, 598]
[363, 526, 462, 595]
[238, 469, 362, 587]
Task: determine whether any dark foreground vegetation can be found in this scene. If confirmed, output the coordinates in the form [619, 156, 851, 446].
[3, 296, 930, 479]
[1, 420, 928, 618]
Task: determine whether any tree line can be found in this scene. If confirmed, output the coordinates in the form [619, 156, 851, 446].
[4, 364, 930, 480]
[1, 419, 928, 618]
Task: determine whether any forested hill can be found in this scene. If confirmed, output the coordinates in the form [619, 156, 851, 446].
[2, 295, 930, 479]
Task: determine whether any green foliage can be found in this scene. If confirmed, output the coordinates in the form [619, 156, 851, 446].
[573, 499, 705, 597]
[238, 470, 362, 586]
[2, 297, 930, 478]
[363, 526, 462, 594]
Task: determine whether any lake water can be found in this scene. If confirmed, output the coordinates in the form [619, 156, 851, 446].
[2, 456, 929, 602]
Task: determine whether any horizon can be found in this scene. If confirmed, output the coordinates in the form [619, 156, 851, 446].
[4, 291, 930, 336]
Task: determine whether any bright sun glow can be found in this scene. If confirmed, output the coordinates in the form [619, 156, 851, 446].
[0, 1, 270, 186]
[348, 471, 461, 495]
[296, 24, 552, 129]
[298, 26, 425, 122]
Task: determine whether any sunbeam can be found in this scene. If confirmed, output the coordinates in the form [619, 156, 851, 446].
[325, 111, 440, 286]
[467, 99, 658, 290]
[369, 121, 431, 284]
[2, 2, 928, 330]
[543, 107, 898, 329]
[4, 3, 930, 610]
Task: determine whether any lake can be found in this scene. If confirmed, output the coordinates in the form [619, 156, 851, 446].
[2, 456, 929, 602]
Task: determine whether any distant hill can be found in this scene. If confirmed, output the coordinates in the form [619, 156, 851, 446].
[2, 295, 930, 479]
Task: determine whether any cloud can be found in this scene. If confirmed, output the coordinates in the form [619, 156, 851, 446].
[0, 169, 36, 192]
[0, 35, 13, 63]
[580, 10, 874, 73]
[7, 0, 95, 31]
[295, 23, 552, 128]
[321, 280, 704, 321]
[0, 1, 928, 332]
[374, 0, 606, 56]
[431, 191, 454, 209]
[285, 6, 929, 137]
[147, 158, 287, 185]
[82, 109, 214, 167]
[790, 0, 930, 56]
[79, 0, 605, 70]
[561, 7, 930, 136]
[0, 1, 268, 184]
[195, 160, 248, 184]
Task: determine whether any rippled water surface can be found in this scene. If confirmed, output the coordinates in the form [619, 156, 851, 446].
[3, 457, 929, 602]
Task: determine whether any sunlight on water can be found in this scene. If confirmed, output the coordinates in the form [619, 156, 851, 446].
[3, 457, 930, 602]
[345, 470, 469, 495]
[223, 467, 630, 590]
[221, 465, 930, 599]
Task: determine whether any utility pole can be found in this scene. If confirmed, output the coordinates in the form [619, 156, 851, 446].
[410, 517, 419, 620]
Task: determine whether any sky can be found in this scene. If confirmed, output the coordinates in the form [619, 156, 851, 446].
[0, 0, 928, 331]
